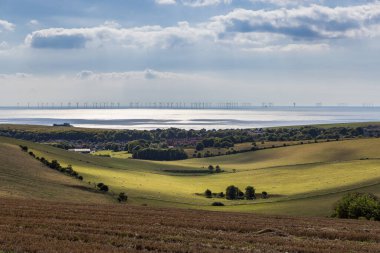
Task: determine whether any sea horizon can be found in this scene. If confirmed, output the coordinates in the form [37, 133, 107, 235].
[1, 106, 380, 130]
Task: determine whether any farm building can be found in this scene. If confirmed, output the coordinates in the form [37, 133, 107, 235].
[68, 149, 92, 153]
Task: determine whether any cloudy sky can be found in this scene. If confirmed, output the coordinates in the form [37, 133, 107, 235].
[1, 0, 380, 106]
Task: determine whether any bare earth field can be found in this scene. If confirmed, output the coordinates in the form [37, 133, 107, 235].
[0, 197, 379, 253]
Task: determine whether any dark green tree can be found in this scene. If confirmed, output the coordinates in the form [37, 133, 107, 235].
[333, 192, 380, 220]
[99, 184, 109, 192]
[245, 186, 256, 200]
[238, 188, 244, 199]
[195, 142, 205, 151]
[49, 160, 61, 170]
[226, 185, 238, 200]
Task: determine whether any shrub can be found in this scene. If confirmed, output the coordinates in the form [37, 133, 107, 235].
[332, 192, 380, 220]
[78, 175, 83, 181]
[69, 170, 78, 177]
[211, 202, 225, 206]
[195, 142, 204, 151]
[226, 185, 238, 200]
[215, 165, 221, 173]
[208, 165, 214, 173]
[205, 189, 212, 198]
[118, 192, 128, 202]
[49, 160, 61, 170]
[261, 191, 268, 199]
[19, 145, 28, 152]
[99, 185, 109, 192]
[245, 186, 256, 200]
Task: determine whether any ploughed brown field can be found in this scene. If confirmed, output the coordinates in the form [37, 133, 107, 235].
[0, 198, 379, 253]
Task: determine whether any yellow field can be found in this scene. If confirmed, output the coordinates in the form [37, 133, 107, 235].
[1, 136, 380, 216]
[92, 150, 133, 159]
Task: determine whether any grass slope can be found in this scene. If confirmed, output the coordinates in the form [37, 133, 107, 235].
[0, 142, 111, 203]
[171, 138, 380, 171]
[1, 136, 380, 216]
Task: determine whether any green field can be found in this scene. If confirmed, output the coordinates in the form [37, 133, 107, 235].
[92, 150, 133, 159]
[184, 140, 306, 157]
[1, 135, 380, 217]
[0, 141, 111, 203]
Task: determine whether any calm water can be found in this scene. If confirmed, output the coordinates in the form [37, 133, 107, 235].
[0, 107, 379, 130]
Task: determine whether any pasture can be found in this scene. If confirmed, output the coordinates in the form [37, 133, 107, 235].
[1, 136, 380, 216]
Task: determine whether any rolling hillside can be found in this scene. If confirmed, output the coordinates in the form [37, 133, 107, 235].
[0, 142, 111, 203]
[1, 135, 379, 216]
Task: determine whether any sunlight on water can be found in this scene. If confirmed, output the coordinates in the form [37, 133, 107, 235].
[0, 107, 379, 130]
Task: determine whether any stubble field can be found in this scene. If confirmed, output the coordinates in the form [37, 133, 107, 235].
[0, 197, 379, 253]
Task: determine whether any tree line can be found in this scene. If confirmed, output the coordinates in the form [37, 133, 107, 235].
[19, 145, 128, 203]
[205, 185, 268, 203]
[3, 125, 377, 153]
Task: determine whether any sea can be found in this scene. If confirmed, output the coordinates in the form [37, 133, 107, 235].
[0, 107, 380, 130]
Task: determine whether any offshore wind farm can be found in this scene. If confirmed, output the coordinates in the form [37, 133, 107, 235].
[1, 106, 380, 130]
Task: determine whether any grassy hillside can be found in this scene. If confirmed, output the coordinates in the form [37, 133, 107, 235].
[1, 136, 380, 216]
[0, 142, 111, 203]
[172, 138, 380, 171]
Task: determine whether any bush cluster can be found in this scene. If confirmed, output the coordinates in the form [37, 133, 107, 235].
[207, 165, 223, 173]
[117, 192, 128, 202]
[211, 202, 225, 206]
[332, 192, 380, 221]
[204, 185, 268, 201]
[132, 147, 187, 161]
[96, 183, 109, 192]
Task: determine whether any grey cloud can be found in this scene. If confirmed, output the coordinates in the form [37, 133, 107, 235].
[25, 22, 212, 50]
[213, 4, 380, 41]
[76, 70, 94, 79]
[30, 33, 87, 49]
[24, 3, 380, 51]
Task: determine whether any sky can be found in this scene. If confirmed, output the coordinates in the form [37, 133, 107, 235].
[1, 0, 380, 106]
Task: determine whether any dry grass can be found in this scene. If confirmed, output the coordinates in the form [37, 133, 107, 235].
[0, 143, 111, 203]
[0, 197, 379, 253]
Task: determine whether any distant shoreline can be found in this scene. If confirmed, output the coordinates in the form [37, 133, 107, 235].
[1, 107, 380, 130]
